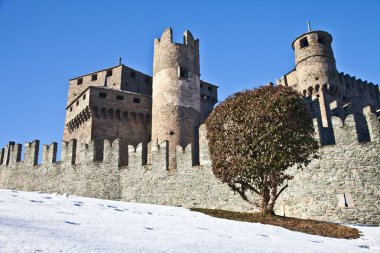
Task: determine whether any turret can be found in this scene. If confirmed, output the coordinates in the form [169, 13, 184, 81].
[152, 28, 201, 169]
[293, 30, 340, 127]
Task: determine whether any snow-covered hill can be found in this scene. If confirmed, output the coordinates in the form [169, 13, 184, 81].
[0, 189, 379, 253]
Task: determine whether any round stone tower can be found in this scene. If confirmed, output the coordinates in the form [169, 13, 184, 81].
[293, 30, 340, 98]
[152, 28, 200, 169]
[293, 30, 341, 129]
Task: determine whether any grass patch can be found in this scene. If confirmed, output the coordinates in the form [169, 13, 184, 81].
[190, 208, 360, 239]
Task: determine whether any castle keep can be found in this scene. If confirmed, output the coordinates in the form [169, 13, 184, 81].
[1, 28, 379, 225]
[63, 28, 217, 166]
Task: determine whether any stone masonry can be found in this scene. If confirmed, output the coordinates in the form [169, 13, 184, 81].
[152, 28, 201, 169]
[1, 108, 380, 225]
[1, 28, 379, 225]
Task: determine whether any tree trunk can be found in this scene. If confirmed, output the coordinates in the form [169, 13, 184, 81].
[260, 187, 275, 216]
[260, 185, 277, 216]
[267, 185, 277, 214]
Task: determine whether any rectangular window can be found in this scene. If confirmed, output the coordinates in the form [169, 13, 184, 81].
[83, 94, 86, 100]
[208, 86, 212, 91]
[106, 70, 113, 77]
[179, 68, 187, 78]
[91, 74, 97, 81]
[130, 71, 136, 78]
[77, 78, 83, 85]
[76, 100, 79, 106]
[145, 76, 150, 84]
[70, 107, 73, 112]
[133, 97, 140, 103]
[300, 37, 309, 49]
[99, 92, 107, 98]
[116, 95, 124, 100]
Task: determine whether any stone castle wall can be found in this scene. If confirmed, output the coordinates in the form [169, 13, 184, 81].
[276, 109, 380, 225]
[1, 110, 380, 225]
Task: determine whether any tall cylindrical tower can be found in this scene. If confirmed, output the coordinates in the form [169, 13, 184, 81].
[152, 28, 200, 169]
[293, 30, 340, 127]
[293, 30, 340, 96]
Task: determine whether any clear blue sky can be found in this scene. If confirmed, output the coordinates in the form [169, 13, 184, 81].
[1, 0, 379, 149]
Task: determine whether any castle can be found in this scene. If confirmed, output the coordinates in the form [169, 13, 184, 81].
[1, 28, 379, 225]
[63, 28, 218, 168]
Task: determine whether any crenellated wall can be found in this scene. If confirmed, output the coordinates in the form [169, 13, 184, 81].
[276, 107, 380, 225]
[0, 125, 255, 213]
[1, 109, 380, 225]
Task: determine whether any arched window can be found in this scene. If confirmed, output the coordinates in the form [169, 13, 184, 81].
[115, 110, 121, 121]
[108, 109, 114, 120]
[101, 108, 107, 119]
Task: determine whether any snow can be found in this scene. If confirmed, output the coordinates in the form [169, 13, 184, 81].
[0, 189, 379, 253]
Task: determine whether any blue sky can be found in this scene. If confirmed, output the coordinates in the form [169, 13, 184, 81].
[1, 0, 379, 149]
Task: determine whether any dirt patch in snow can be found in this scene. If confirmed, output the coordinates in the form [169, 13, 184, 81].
[190, 208, 360, 239]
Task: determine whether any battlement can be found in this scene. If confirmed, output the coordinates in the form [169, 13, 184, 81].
[338, 72, 380, 100]
[5, 108, 380, 168]
[0, 123, 210, 170]
[153, 28, 200, 76]
[312, 105, 380, 146]
[154, 27, 199, 48]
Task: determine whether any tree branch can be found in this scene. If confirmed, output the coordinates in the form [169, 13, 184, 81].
[274, 184, 288, 202]
[228, 182, 259, 207]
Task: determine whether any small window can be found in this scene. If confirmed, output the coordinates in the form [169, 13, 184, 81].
[91, 74, 97, 81]
[208, 86, 212, 91]
[179, 68, 187, 78]
[133, 98, 140, 103]
[116, 95, 124, 100]
[70, 107, 73, 112]
[77, 78, 83, 85]
[200, 83, 203, 88]
[106, 70, 113, 77]
[83, 94, 86, 100]
[99, 92, 107, 98]
[144, 76, 150, 84]
[76, 100, 79, 106]
[300, 37, 309, 49]
[130, 71, 136, 78]
[318, 35, 327, 44]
